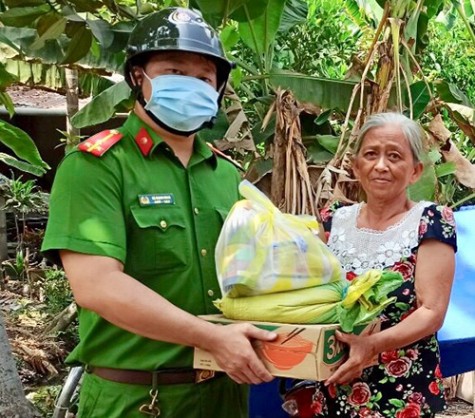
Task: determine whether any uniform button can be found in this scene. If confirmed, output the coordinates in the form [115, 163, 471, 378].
[160, 220, 167, 228]
[201, 249, 207, 257]
[194, 208, 200, 215]
[207, 289, 214, 297]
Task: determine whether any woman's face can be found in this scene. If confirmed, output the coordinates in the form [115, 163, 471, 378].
[353, 123, 423, 201]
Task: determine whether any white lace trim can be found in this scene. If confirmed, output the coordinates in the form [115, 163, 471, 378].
[328, 201, 432, 275]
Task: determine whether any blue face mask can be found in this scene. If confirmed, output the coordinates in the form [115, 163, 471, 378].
[143, 73, 219, 135]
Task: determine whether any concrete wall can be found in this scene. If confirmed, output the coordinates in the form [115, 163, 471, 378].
[0, 110, 127, 191]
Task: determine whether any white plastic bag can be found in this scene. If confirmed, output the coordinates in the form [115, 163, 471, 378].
[215, 180, 343, 297]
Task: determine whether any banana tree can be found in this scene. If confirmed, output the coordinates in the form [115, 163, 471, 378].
[449, 0, 475, 46]
[189, 0, 367, 213]
[311, 0, 475, 209]
[0, 62, 49, 175]
[0, 0, 140, 150]
[73, 3, 358, 143]
[2, 0, 472, 210]
[9, 0, 358, 177]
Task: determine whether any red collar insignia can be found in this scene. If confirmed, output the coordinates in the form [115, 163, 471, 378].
[135, 128, 154, 156]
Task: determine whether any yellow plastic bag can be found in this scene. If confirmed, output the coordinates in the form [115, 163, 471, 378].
[215, 180, 343, 297]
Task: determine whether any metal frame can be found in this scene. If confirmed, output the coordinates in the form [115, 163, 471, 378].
[52, 366, 84, 418]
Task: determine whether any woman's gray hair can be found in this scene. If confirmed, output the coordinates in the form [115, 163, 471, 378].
[354, 112, 425, 163]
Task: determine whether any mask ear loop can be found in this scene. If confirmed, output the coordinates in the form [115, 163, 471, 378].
[201, 82, 221, 130]
[128, 66, 144, 100]
[210, 60, 235, 128]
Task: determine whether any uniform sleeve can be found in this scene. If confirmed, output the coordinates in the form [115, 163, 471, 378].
[41, 150, 126, 266]
[418, 204, 457, 252]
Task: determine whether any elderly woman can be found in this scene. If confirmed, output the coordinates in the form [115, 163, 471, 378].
[308, 112, 457, 418]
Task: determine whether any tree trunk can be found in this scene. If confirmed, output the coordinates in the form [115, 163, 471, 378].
[270, 93, 287, 209]
[41, 302, 77, 337]
[0, 196, 9, 262]
[65, 68, 80, 153]
[0, 312, 39, 417]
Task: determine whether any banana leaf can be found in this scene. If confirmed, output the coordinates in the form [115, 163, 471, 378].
[269, 71, 359, 111]
[0, 119, 49, 175]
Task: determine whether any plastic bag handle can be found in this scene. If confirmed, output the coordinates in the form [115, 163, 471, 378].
[239, 180, 278, 213]
[239, 180, 320, 230]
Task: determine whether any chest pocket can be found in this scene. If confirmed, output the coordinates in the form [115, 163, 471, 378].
[129, 205, 191, 273]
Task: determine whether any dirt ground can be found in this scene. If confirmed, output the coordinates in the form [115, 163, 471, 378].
[6, 85, 90, 109]
[437, 398, 473, 417]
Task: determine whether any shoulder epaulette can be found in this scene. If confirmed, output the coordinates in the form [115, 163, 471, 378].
[206, 143, 245, 172]
[78, 129, 123, 157]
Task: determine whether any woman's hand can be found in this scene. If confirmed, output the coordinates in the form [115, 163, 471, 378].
[325, 330, 376, 386]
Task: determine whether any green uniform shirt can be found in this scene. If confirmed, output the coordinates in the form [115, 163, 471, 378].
[42, 112, 241, 370]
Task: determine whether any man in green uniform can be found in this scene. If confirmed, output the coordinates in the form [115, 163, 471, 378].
[42, 8, 276, 418]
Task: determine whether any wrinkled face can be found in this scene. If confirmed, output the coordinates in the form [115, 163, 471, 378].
[133, 51, 218, 100]
[353, 124, 423, 200]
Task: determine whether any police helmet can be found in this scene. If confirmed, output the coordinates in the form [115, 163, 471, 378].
[124, 8, 233, 92]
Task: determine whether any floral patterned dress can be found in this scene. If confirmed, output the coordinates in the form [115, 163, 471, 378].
[311, 201, 457, 418]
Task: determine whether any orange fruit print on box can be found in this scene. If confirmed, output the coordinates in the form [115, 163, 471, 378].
[260, 331, 314, 370]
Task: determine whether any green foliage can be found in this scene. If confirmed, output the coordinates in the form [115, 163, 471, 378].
[404, 81, 432, 120]
[344, 0, 383, 27]
[0, 62, 17, 116]
[30, 15, 66, 50]
[0, 61, 16, 87]
[0, 91, 15, 116]
[0, 4, 50, 27]
[0, 0, 473, 211]
[62, 24, 93, 64]
[276, 0, 362, 79]
[423, 19, 475, 103]
[279, 0, 308, 33]
[43, 267, 72, 315]
[0, 176, 49, 258]
[435, 79, 472, 106]
[238, 0, 287, 61]
[0, 1, 132, 71]
[408, 164, 437, 201]
[1, 249, 29, 280]
[0, 119, 49, 176]
[71, 80, 132, 128]
[228, 0, 309, 95]
[269, 72, 359, 111]
[189, 0, 269, 24]
[29, 385, 62, 418]
[0, 176, 49, 214]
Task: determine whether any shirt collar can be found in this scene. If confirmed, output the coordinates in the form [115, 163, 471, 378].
[122, 112, 164, 156]
[122, 112, 218, 169]
[192, 134, 218, 169]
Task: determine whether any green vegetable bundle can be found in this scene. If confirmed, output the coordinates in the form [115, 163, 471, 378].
[214, 270, 403, 332]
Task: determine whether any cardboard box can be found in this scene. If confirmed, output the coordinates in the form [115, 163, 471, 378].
[193, 315, 380, 381]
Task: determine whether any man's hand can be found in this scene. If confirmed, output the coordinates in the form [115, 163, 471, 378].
[325, 331, 376, 386]
[205, 323, 277, 385]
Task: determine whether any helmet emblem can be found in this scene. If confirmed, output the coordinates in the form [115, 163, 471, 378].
[171, 10, 192, 23]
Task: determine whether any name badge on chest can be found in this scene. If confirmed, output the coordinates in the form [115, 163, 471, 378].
[138, 194, 175, 206]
